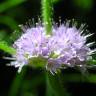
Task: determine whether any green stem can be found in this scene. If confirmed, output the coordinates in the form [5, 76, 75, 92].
[41, 0, 53, 35]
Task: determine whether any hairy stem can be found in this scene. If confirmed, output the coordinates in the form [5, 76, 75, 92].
[41, 0, 53, 35]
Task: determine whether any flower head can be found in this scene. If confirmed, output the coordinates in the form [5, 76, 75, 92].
[11, 22, 95, 74]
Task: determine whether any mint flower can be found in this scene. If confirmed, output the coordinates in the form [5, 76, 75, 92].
[10, 23, 95, 74]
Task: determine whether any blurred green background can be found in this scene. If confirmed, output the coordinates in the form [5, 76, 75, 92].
[0, 0, 96, 96]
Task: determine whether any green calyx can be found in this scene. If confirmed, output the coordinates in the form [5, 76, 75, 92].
[28, 56, 48, 68]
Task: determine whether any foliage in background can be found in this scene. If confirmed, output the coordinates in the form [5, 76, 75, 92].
[0, 41, 16, 54]
[73, 0, 93, 12]
[0, 0, 25, 52]
[0, 0, 25, 13]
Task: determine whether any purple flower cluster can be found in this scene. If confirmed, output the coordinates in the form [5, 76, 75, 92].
[11, 23, 95, 73]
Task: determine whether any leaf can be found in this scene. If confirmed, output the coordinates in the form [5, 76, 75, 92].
[73, 0, 93, 11]
[52, 0, 61, 3]
[9, 66, 27, 96]
[0, 16, 22, 44]
[0, 16, 21, 44]
[0, 0, 26, 13]
[61, 73, 96, 83]
[9, 29, 21, 43]
[0, 16, 18, 30]
[0, 41, 16, 54]
[9, 66, 45, 96]
[0, 31, 7, 41]
[87, 59, 96, 65]
[46, 72, 70, 96]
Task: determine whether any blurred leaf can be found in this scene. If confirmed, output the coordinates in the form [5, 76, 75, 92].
[21, 70, 45, 96]
[0, 16, 18, 30]
[52, 0, 61, 3]
[61, 73, 96, 83]
[87, 59, 96, 65]
[0, 41, 16, 54]
[73, 0, 93, 11]
[9, 29, 21, 43]
[87, 74, 96, 83]
[46, 72, 69, 96]
[0, 0, 26, 13]
[9, 66, 27, 96]
[9, 67, 96, 96]
[0, 16, 21, 44]
[62, 73, 87, 82]
[0, 31, 7, 41]
[9, 66, 45, 96]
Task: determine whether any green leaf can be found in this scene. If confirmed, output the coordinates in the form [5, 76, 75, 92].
[0, 31, 7, 41]
[52, 0, 61, 3]
[9, 29, 21, 43]
[0, 16, 21, 44]
[46, 72, 69, 96]
[73, 0, 93, 11]
[0, 0, 26, 13]
[0, 41, 16, 54]
[0, 16, 18, 30]
[87, 59, 96, 65]
[9, 66, 45, 96]
[9, 66, 27, 96]
[87, 74, 96, 83]
[61, 73, 96, 83]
